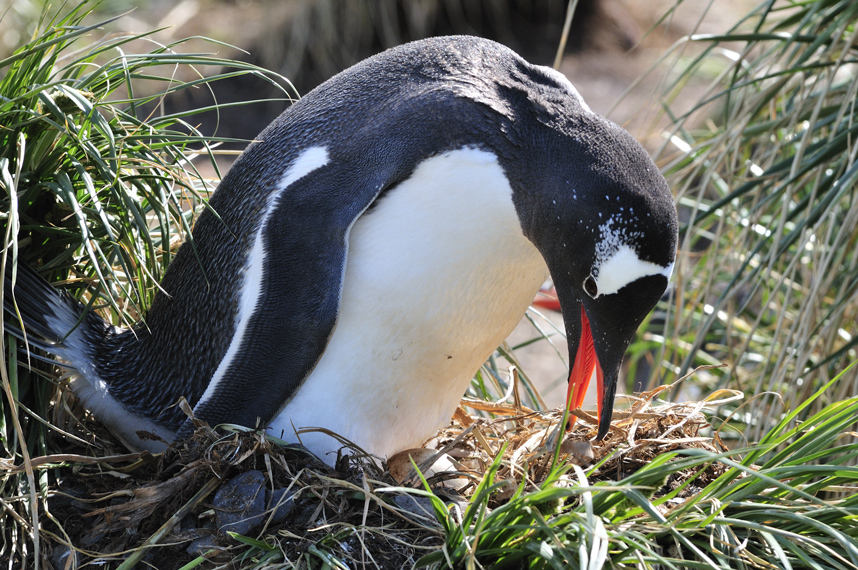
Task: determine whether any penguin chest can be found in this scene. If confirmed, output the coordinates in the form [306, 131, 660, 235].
[268, 148, 549, 462]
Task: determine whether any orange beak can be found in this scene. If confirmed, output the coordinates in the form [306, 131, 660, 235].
[565, 305, 605, 431]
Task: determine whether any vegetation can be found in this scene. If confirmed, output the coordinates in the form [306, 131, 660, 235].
[1, 0, 857, 569]
[414, 372, 858, 569]
[0, 2, 293, 567]
[642, 0, 858, 442]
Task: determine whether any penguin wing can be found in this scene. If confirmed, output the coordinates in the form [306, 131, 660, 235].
[185, 146, 403, 437]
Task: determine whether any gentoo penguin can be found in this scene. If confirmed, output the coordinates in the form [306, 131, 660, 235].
[5, 36, 677, 464]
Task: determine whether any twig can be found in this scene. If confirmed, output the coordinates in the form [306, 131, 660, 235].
[1, 451, 148, 474]
[460, 397, 534, 415]
[553, 0, 580, 70]
[115, 476, 221, 570]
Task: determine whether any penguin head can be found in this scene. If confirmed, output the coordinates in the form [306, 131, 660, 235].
[508, 88, 678, 439]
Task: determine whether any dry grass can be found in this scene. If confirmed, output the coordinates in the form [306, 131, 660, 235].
[14, 367, 734, 569]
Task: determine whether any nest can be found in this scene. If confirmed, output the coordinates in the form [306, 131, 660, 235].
[14, 379, 741, 569]
[395, 373, 738, 495]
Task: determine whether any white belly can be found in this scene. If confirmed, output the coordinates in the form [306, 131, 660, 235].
[269, 148, 549, 464]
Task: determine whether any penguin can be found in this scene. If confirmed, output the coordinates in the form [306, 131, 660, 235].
[5, 36, 677, 464]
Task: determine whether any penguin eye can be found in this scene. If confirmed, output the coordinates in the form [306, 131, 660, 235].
[583, 275, 598, 298]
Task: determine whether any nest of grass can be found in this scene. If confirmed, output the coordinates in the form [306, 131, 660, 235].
[8, 376, 740, 569]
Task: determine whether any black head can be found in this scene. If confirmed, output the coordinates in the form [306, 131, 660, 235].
[499, 60, 678, 438]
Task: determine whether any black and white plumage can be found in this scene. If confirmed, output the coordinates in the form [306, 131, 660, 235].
[6, 36, 677, 464]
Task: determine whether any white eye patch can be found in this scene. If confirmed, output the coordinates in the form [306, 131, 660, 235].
[591, 244, 673, 297]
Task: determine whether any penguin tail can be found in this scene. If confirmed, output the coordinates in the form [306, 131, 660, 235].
[3, 261, 104, 371]
[3, 261, 178, 451]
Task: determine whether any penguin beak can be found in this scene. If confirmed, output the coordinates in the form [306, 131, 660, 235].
[552, 286, 619, 441]
[564, 305, 614, 439]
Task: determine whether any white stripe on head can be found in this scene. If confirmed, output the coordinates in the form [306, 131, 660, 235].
[591, 217, 672, 297]
[592, 244, 673, 297]
[194, 146, 330, 411]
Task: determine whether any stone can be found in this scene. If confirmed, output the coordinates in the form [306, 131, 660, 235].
[213, 470, 267, 535]
[186, 534, 220, 557]
[266, 487, 295, 525]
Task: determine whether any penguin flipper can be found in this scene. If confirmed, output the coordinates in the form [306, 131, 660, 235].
[183, 153, 396, 437]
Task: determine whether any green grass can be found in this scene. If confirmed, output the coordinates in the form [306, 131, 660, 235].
[0, 2, 294, 567]
[619, 0, 858, 443]
[413, 366, 858, 570]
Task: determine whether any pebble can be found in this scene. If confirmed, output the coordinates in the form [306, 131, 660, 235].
[560, 439, 596, 465]
[186, 535, 220, 557]
[212, 470, 295, 536]
[214, 471, 267, 535]
[266, 487, 295, 524]
[49, 545, 78, 569]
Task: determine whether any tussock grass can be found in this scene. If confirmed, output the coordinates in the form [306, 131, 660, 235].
[638, 0, 858, 441]
[0, 2, 293, 567]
